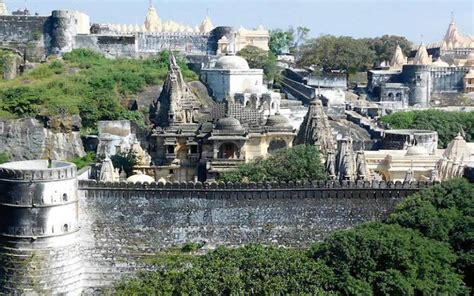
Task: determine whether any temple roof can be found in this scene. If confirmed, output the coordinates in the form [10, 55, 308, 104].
[199, 15, 214, 34]
[0, 0, 7, 15]
[390, 45, 407, 69]
[144, 5, 161, 32]
[413, 43, 431, 65]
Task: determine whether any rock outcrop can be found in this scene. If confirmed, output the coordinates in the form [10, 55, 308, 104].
[0, 118, 85, 161]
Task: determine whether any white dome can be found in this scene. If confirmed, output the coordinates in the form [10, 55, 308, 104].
[431, 58, 449, 67]
[405, 145, 429, 156]
[245, 84, 268, 94]
[127, 173, 155, 183]
[215, 55, 250, 70]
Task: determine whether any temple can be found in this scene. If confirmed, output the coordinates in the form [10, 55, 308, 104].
[367, 17, 474, 110]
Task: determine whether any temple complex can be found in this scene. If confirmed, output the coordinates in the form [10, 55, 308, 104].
[367, 19, 474, 110]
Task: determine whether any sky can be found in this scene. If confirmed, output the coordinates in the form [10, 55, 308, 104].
[4, 0, 473, 43]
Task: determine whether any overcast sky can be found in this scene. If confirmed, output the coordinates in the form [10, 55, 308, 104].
[4, 0, 473, 43]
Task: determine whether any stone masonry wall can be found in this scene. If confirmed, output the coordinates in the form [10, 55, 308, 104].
[78, 180, 430, 289]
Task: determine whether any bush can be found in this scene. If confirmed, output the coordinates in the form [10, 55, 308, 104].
[219, 145, 328, 183]
[0, 49, 198, 129]
[70, 152, 96, 170]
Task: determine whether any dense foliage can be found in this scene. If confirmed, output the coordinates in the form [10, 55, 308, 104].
[298, 35, 412, 73]
[237, 45, 279, 83]
[380, 110, 474, 148]
[115, 179, 473, 295]
[387, 178, 474, 289]
[219, 145, 328, 183]
[0, 49, 198, 129]
[111, 152, 138, 177]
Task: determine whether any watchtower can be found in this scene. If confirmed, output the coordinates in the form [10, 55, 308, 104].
[0, 160, 82, 295]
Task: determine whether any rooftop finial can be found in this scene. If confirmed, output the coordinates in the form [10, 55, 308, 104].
[450, 11, 454, 23]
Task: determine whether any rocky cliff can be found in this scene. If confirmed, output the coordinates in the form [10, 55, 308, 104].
[0, 118, 85, 161]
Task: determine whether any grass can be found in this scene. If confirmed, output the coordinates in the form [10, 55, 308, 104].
[0, 49, 198, 129]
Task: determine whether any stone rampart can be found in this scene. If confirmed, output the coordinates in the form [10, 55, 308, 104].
[78, 179, 432, 289]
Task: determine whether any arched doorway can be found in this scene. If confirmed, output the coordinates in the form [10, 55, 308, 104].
[267, 139, 287, 153]
[218, 143, 240, 159]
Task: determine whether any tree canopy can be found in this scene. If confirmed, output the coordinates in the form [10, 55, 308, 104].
[298, 34, 412, 73]
[218, 145, 328, 183]
[269, 26, 310, 56]
[236, 45, 279, 83]
[380, 110, 474, 148]
[115, 178, 473, 295]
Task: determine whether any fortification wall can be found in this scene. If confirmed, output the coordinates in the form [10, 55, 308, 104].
[78, 179, 430, 288]
[75, 35, 137, 58]
[430, 67, 469, 93]
[0, 15, 49, 61]
[137, 33, 209, 55]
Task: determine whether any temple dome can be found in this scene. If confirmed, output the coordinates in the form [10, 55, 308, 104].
[215, 55, 250, 70]
[245, 84, 268, 94]
[127, 173, 155, 183]
[413, 43, 431, 65]
[215, 117, 243, 130]
[265, 113, 291, 128]
[405, 145, 429, 156]
[431, 57, 449, 67]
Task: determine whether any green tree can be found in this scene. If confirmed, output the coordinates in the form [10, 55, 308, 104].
[116, 245, 334, 295]
[380, 110, 474, 148]
[387, 178, 474, 289]
[237, 45, 279, 83]
[362, 35, 412, 66]
[311, 222, 467, 295]
[111, 152, 138, 177]
[219, 145, 328, 183]
[299, 35, 375, 73]
[269, 29, 294, 55]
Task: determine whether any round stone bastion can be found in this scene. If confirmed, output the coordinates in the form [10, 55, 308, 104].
[0, 160, 83, 295]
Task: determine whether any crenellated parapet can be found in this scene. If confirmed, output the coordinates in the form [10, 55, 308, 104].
[79, 179, 435, 200]
[0, 160, 76, 181]
[0, 160, 82, 295]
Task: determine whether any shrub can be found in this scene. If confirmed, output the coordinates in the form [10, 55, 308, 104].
[219, 145, 328, 183]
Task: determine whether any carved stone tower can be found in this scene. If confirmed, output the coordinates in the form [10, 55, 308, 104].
[0, 160, 83, 295]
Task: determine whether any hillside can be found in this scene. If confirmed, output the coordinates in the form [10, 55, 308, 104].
[0, 49, 199, 131]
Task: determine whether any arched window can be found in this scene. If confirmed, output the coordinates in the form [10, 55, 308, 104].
[218, 143, 240, 159]
[395, 93, 402, 101]
[387, 92, 394, 100]
[63, 224, 69, 232]
[62, 193, 68, 202]
[268, 139, 287, 153]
